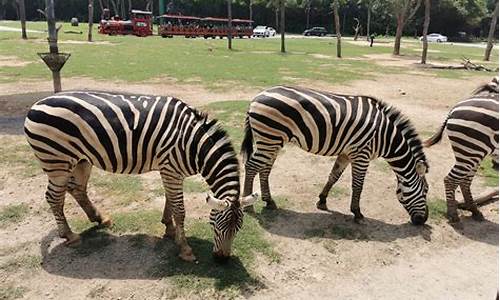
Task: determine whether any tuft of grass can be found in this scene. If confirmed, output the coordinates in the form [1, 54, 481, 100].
[0, 204, 30, 227]
[0, 285, 28, 300]
[0, 254, 41, 273]
[478, 157, 498, 187]
[149, 177, 207, 197]
[0, 140, 41, 178]
[90, 173, 146, 206]
[428, 198, 447, 220]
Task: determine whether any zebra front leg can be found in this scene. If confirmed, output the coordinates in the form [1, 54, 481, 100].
[259, 165, 277, 209]
[68, 160, 111, 227]
[444, 174, 460, 223]
[460, 174, 485, 221]
[350, 158, 370, 223]
[165, 177, 196, 262]
[160, 172, 176, 239]
[317, 154, 350, 211]
[46, 174, 80, 246]
[242, 162, 259, 213]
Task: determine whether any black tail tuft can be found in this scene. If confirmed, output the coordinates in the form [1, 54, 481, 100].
[241, 115, 254, 164]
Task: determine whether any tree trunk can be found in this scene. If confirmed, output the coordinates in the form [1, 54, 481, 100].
[249, 0, 253, 21]
[45, 0, 62, 92]
[110, 0, 118, 16]
[366, 5, 371, 41]
[385, 23, 390, 36]
[393, 16, 404, 55]
[333, 0, 341, 58]
[88, 0, 94, 42]
[17, 0, 27, 39]
[484, 1, 499, 61]
[420, 0, 430, 64]
[128, 0, 131, 12]
[120, 0, 126, 19]
[305, 6, 310, 29]
[280, 0, 285, 53]
[227, 0, 232, 50]
[275, 8, 279, 31]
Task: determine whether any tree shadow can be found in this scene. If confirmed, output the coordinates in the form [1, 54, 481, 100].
[252, 207, 498, 246]
[0, 92, 53, 135]
[40, 227, 263, 294]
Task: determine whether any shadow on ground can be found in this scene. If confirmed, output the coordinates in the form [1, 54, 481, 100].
[252, 206, 498, 246]
[0, 92, 52, 134]
[40, 227, 263, 293]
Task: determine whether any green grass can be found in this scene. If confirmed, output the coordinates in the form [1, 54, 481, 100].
[90, 173, 146, 206]
[478, 157, 499, 187]
[0, 204, 30, 227]
[203, 100, 249, 148]
[150, 177, 208, 197]
[428, 198, 447, 220]
[0, 285, 27, 300]
[0, 140, 41, 178]
[1, 21, 496, 87]
[0, 254, 41, 273]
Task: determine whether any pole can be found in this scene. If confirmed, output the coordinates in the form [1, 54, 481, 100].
[227, 0, 232, 50]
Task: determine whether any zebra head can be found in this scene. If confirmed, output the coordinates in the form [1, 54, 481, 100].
[396, 160, 429, 225]
[206, 193, 258, 262]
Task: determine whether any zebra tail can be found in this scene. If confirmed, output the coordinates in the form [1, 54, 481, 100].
[423, 117, 448, 147]
[241, 115, 254, 163]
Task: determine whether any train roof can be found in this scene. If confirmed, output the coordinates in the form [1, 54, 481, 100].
[159, 14, 201, 20]
[130, 10, 152, 15]
[232, 19, 254, 23]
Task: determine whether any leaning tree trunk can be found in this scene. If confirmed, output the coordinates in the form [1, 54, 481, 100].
[249, 0, 253, 21]
[280, 0, 285, 53]
[353, 17, 360, 41]
[227, 0, 232, 50]
[366, 5, 371, 41]
[110, 0, 118, 15]
[484, 1, 499, 61]
[17, 0, 27, 39]
[88, 0, 94, 42]
[420, 0, 430, 64]
[393, 16, 404, 55]
[333, 0, 341, 58]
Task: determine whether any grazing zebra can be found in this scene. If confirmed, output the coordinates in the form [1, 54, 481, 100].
[241, 86, 429, 225]
[424, 77, 499, 223]
[24, 91, 257, 262]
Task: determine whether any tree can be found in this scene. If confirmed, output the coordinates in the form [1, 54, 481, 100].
[420, 0, 429, 63]
[353, 17, 360, 40]
[16, 0, 27, 39]
[391, 0, 421, 55]
[228, 0, 233, 49]
[280, 0, 285, 52]
[333, 0, 341, 57]
[88, 0, 94, 42]
[484, 1, 499, 61]
[366, 1, 372, 40]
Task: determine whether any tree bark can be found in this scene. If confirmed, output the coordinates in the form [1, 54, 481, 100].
[353, 18, 360, 41]
[305, 4, 310, 29]
[128, 0, 132, 12]
[484, 1, 499, 61]
[249, 0, 253, 21]
[45, 0, 62, 92]
[120, 0, 126, 19]
[393, 16, 404, 55]
[392, 0, 421, 55]
[17, 0, 27, 39]
[109, 0, 118, 16]
[280, 0, 285, 53]
[333, 0, 341, 58]
[420, 0, 430, 64]
[366, 5, 371, 41]
[275, 8, 279, 31]
[227, 0, 232, 50]
[88, 0, 94, 42]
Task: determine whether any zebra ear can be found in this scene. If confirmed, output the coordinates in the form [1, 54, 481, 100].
[416, 161, 427, 176]
[240, 193, 259, 208]
[206, 194, 230, 211]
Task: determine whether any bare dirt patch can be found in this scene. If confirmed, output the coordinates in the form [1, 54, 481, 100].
[0, 55, 32, 67]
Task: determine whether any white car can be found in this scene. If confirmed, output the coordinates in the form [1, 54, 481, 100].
[420, 33, 448, 43]
[253, 26, 276, 38]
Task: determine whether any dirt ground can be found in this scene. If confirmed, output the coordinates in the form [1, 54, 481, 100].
[0, 71, 498, 299]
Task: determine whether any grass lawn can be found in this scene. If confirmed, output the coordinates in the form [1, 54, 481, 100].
[0, 21, 497, 88]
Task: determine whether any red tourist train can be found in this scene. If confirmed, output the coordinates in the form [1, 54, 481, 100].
[158, 14, 253, 39]
[98, 10, 153, 37]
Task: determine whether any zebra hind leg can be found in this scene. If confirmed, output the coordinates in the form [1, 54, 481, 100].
[259, 164, 277, 209]
[349, 156, 370, 223]
[317, 154, 350, 211]
[46, 173, 81, 246]
[160, 172, 178, 240]
[460, 174, 485, 222]
[444, 174, 461, 223]
[68, 160, 112, 227]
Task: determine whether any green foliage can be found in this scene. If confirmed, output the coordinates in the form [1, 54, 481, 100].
[427, 198, 447, 220]
[0, 204, 30, 227]
[478, 157, 499, 187]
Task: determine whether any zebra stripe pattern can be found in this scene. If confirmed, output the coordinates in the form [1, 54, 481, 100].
[424, 77, 499, 223]
[241, 86, 429, 225]
[24, 91, 256, 262]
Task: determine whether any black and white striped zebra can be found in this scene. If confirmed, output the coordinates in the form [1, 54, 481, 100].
[24, 91, 257, 262]
[424, 77, 499, 223]
[241, 86, 429, 225]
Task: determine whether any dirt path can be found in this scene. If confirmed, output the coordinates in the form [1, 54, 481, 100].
[0, 73, 497, 299]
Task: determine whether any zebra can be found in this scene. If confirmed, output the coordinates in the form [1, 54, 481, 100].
[24, 91, 257, 262]
[424, 77, 499, 223]
[241, 86, 429, 225]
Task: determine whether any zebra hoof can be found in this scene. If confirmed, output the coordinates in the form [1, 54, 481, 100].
[163, 229, 176, 239]
[99, 215, 113, 228]
[63, 232, 81, 247]
[316, 200, 328, 211]
[179, 248, 197, 262]
[472, 211, 485, 222]
[446, 213, 460, 224]
[265, 201, 278, 210]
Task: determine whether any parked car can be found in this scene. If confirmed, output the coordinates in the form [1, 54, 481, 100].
[253, 26, 276, 38]
[420, 33, 448, 43]
[303, 27, 328, 36]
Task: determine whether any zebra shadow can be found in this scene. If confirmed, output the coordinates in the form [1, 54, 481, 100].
[253, 207, 498, 246]
[40, 227, 264, 293]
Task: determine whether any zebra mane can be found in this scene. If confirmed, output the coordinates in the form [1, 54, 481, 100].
[471, 77, 499, 95]
[377, 99, 429, 169]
